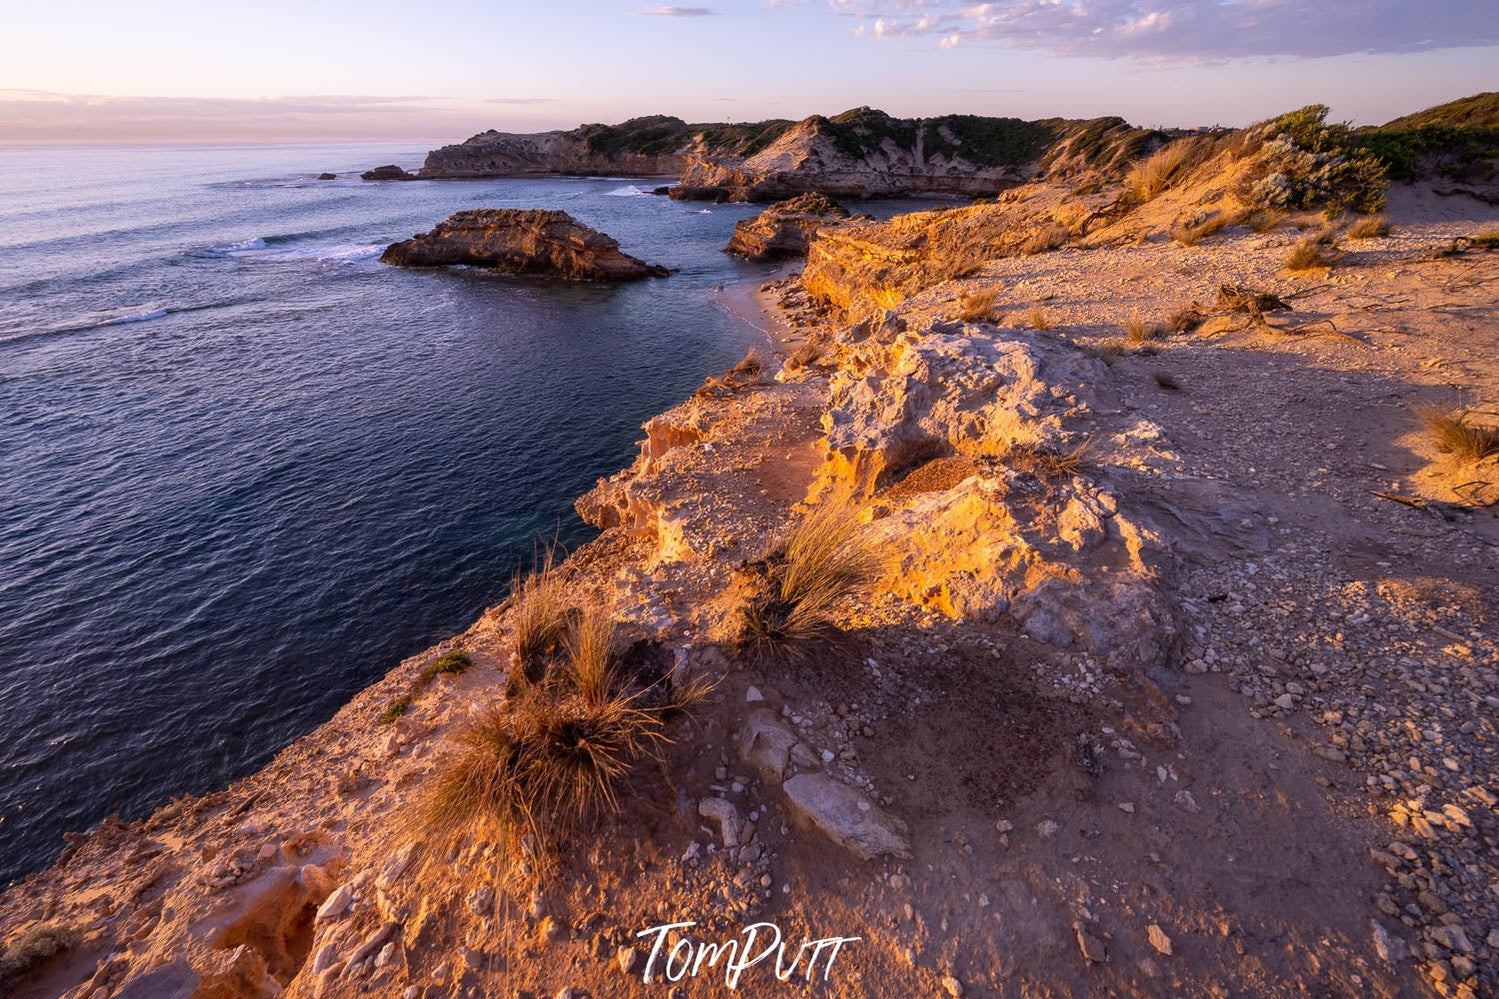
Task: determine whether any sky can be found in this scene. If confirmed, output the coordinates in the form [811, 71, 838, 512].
[0, 0, 1494, 143]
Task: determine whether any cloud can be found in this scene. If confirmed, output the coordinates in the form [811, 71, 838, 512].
[639, 5, 720, 14]
[485, 97, 560, 104]
[823, 0, 1498, 60]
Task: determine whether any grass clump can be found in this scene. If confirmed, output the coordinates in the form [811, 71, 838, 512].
[380, 696, 412, 725]
[415, 597, 711, 858]
[1124, 317, 1163, 345]
[509, 557, 569, 682]
[785, 341, 825, 371]
[426, 650, 472, 678]
[1284, 228, 1345, 271]
[418, 689, 663, 855]
[1153, 370, 1182, 391]
[1125, 141, 1198, 202]
[1027, 307, 1053, 331]
[0, 923, 78, 992]
[1416, 407, 1499, 464]
[957, 288, 1000, 322]
[737, 503, 881, 664]
[1347, 214, 1392, 239]
[1022, 224, 1068, 256]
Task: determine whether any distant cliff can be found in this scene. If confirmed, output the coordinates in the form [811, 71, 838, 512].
[410, 109, 1165, 201]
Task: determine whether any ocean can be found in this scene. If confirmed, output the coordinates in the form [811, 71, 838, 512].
[0, 142, 782, 885]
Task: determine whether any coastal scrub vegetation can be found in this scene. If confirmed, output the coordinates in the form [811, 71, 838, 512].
[1416, 407, 1499, 464]
[738, 503, 882, 664]
[0, 922, 78, 992]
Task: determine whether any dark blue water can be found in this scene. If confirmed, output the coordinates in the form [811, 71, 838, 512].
[0, 143, 779, 885]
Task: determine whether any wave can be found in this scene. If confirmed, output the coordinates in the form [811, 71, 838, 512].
[1, 300, 248, 346]
[603, 185, 652, 198]
[99, 309, 168, 326]
[188, 236, 382, 267]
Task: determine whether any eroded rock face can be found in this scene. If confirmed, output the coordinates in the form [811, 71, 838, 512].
[724, 193, 853, 262]
[380, 210, 672, 281]
[814, 314, 1176, 672]
[820, 316, 1093, 495]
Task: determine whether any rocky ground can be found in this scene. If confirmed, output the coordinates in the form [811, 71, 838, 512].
[1, 179, 1496, 999]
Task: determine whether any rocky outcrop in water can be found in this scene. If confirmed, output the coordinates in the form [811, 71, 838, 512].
[359, 165, 417, 181]
[724, 193, 854, 261]
[379, 209, 672, 280]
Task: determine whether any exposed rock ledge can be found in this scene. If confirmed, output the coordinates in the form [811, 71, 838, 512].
[724, 193, 855, 261]
[379, 209, 672, 280]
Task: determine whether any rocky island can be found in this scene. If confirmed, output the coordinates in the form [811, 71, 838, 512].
[379, 209, 673, 281]
[4, 96, 1499, 999]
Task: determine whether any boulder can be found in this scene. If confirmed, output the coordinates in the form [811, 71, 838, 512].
[782, 773, 911, 860]
[360, 164, 417, 181]
[380, 209, 673, 281]
[317, 172, 337, 180]
[725, 193, 853, 261]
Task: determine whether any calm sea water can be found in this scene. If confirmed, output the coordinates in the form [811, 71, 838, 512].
[0, 143, 781, 885]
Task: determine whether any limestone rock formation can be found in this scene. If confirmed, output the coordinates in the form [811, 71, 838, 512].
[380, 209, 673, 280]
[782, 773, 911, 860]
[724, 193, 854, 261]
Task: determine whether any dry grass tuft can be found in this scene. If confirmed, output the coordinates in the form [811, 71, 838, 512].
[738, 503, 882, 663]
[510, 556, 570, 686]
[1027, 307, 1053, 331]
[415, 690, 664, 856]
[1284, 231, 1345, 271]
[1416, 407, 1499, 464]
[565, 603, 616, 707]
[1153, 370, 1182, 391]
[785, 341, 824, 370]
[1242, 210, 1282, 234]
[1126, 141, 1197, 202]
[957, 288, 1001, 323]
[729, 348, 765, 382]
[1167, 306, 1205, 333]
[0, 922, 78, 992]
[1172, 212, 1229, 247]
[1022, 224, 1068, 256]
[1124, 317, 1164, 345]
[1347, 214, 1391, 239]
[1003, 439, 1092, 480]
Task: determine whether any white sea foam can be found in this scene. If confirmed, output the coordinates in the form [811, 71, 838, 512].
[604, 185, 652, 198]
[99, 308, 168, 326]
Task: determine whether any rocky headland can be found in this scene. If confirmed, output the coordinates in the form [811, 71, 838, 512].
[4, 97, 1499, 999]
[379, 209, 672, 280]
